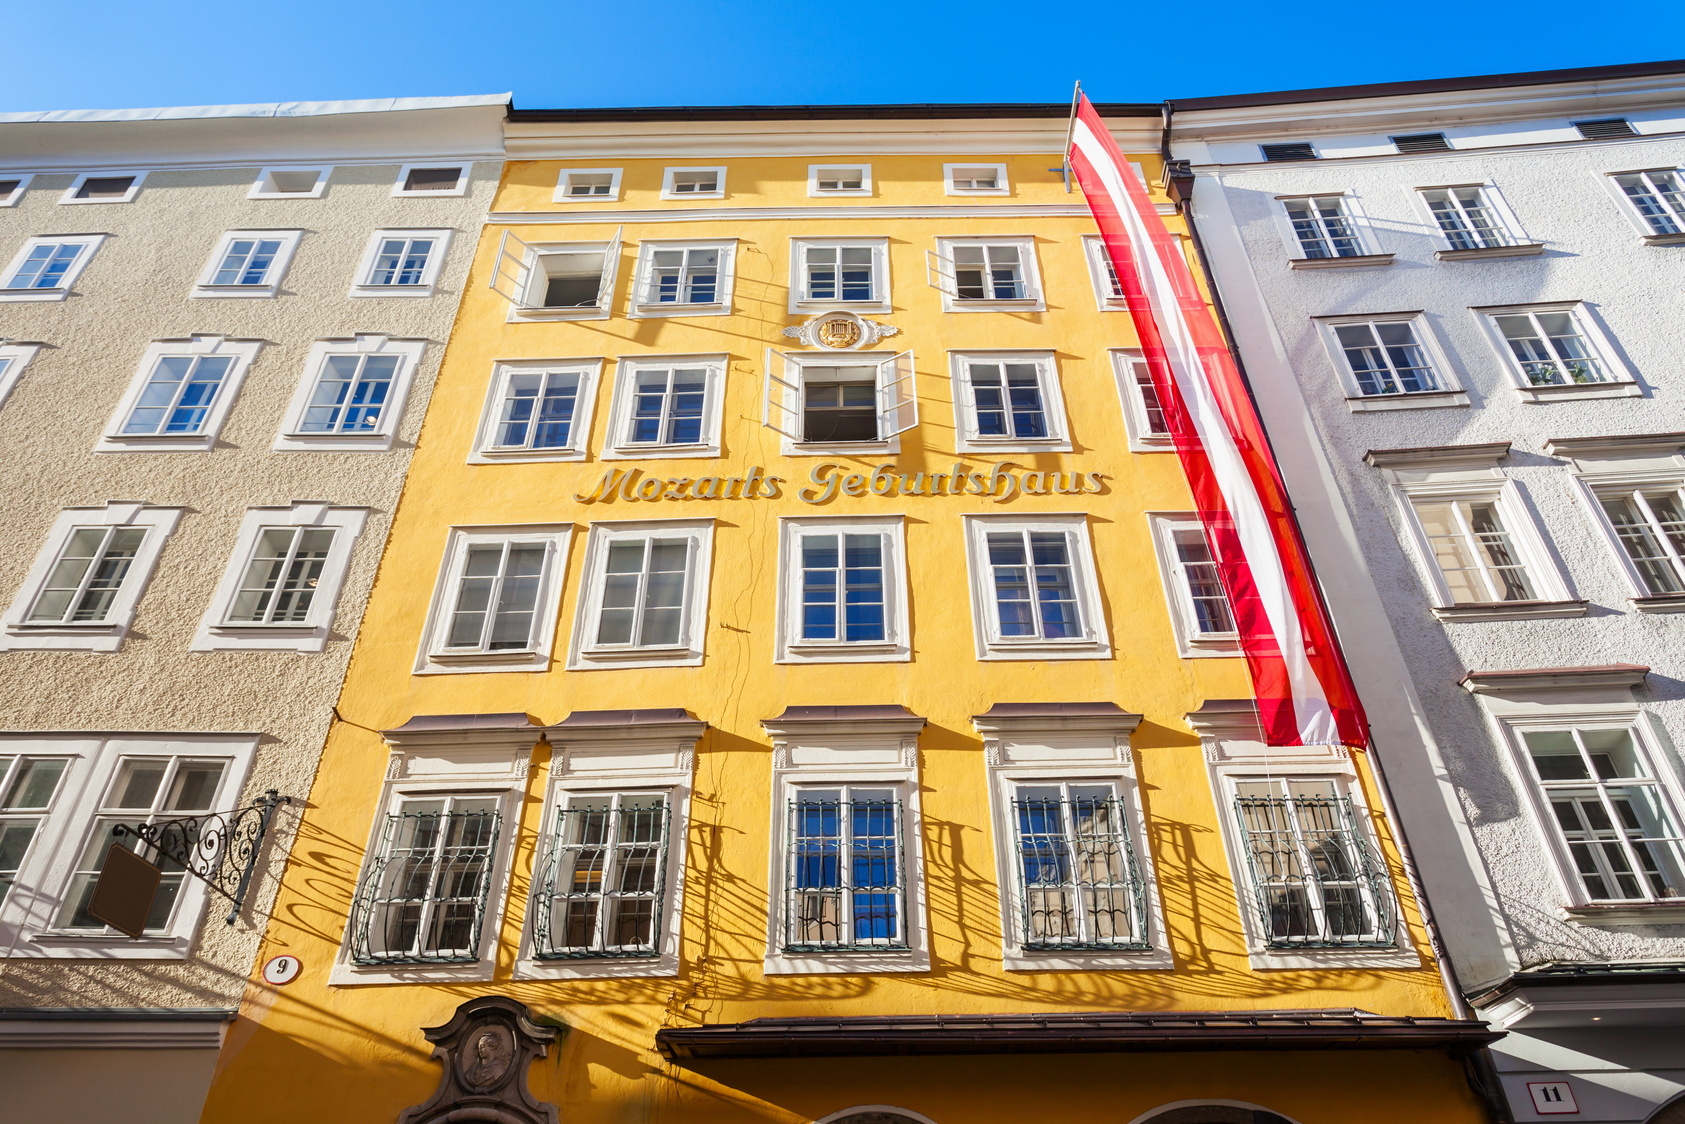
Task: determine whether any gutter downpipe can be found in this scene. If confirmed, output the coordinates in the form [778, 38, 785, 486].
[1157, 101, 1514, 1124]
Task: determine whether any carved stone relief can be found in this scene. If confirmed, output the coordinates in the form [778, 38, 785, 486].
[396, 995, 560, 1124]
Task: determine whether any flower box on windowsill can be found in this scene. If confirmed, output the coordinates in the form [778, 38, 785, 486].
[1435, 243, 1546, 261]
[1431, 599, 1589, 622]
[1288, 253, 1395, 270]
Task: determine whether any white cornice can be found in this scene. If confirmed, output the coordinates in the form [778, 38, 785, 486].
[1364, 441, 1511, 470]
[0, 1013, 233, 1049]
[1543, 432, 1685, 459]
[1182, 128, 1685, 174]
[486, 202, 1176, 226]
[1461, 664, 1649, 695]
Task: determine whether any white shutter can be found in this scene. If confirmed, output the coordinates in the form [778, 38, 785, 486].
[877, 349, 917, 437]
[924, 248, 957, 296]
[595, 225, 623, 308]
[489, 230, 536, 307]
[761, 348, 805, 440]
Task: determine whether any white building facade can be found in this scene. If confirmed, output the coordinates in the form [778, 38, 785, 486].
[0, 96, 505, 1123]
[1171, 60, 1685, 1124]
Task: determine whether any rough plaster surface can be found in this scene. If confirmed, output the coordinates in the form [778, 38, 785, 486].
[1195, 132, 1685, 980]
[0, 159, 497, 1010]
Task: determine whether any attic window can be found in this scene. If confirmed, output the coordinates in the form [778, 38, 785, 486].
[1392, 133, 1450, 154]
[404, 167, 463, 192]
[1261, 143, 1317, 162]
[0, 179, 22, 202]
[267, 171, 321, 193]
[1574, 118, 1637, 140]
[76, 176, 136, 199]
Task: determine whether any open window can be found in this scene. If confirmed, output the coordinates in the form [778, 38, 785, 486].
[490, 228, 622, 320]
[762, 349, 916, 451]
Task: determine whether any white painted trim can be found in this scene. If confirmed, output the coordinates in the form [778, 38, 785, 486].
[565, 518, 714, 671]
[947, 349, 1071, 454]
[0, 342, 43, 408]
[487, 202, 1177, 224]
[1389, 476, 1574, 609]
[59, 170, 146, 205]
[960, 512, 1109, 661]
[787, 236, 891, 315]
[1311, 310, 1465, 403]
[625, 238, 736, 320]
[1470, 300, 1642, 402]
[1109, 349, 1174, 452]
[98, 335, 264, 454]
[391, 162, 468, 197]
[247, 166, 329, 199]
[553, 167, 624, 204]
[943, 162, 1009, 196]
[0, 233, 107, 303]
[774, 514, 910, 665]
[660, 165, 727, 201]
[806, 163, 873, 198]
[413, 523, 574, 676]
[1145, 512, 1242, 658]
[347, 227, 455, 299]
[189, 228, 304, 300]
[501, 232, 621, 322]
[272, 335, 428, 452]
[600, 353, 729, 460]
[0, 174, 34, 208]
[929, 234, 1045, 314]
[468, 358, 602, 464]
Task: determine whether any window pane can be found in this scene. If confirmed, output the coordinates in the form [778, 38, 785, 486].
[165, 762, 225, 812]
[108, 760, 168, 810]
[638, 540, 688, 647]
[596, 540, 644, 645]
[1600, 495, 1685, 594]
[446, 544, 504, 648]
[1173, 528, 1235, 634]
[2, 758, 67, 809]
[800, 534, 839, 639]
[987, 533, 1034, 636]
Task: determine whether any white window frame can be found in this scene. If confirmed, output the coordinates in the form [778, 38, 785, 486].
[272, 334, 427, 453]
[190, 229, 304, 299]
[1601, 166, 1685, 244]
[0, 174, 34, 208]
[976, 709, 1172, 971]
[0, 233, 107, 303]
[948, 350, 1071, 453]
[554, 167, 624, 203]
[659, 166, 726, 200]
[1082, 235, 1127, 311]
[191, 502, 369, 653]
[0, 732, 256, 960]
[1569, 467, 1685, 607]
[788, 237, 891, 315]
[943, 163, 1009, 196]
[489, 229, 623, 322]
[626, 238, 735, 319]
[1110, 349, 1173, 451]
[331, 726, 533, 985]
[469, 358, 602, 464]
[566, 518, 714, 671]
[0, 502, 182, 652]
[247, 167, 330, 199]
[961, 513, 1110, 661]
[1271, 192, 1387, 264]
[1146, 513, 1240, 658]
[1410, 181, 1536, 257]
[0, 341, 43, 409]
[59, 171, 146, 205]
[391, 163, 468, 197]
[99, 335, 263, 454]
[1390, 476, 1575, 617]
[927, 235, 1045, 313]
[600, 353, 728, 459]
[413, 524, 574, 676]
[1311, 312, 1468, 412]
[348, 227, 454, 299]
[515, 712, 702, 980]
[1472, 301, 1638, 402]
[807, 164, 873, 197]
[775, 515, 909, 664]
[762, 348, 916, 456]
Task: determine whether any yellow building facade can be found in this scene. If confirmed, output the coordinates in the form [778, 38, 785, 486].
[200, 107, 1499, 1124]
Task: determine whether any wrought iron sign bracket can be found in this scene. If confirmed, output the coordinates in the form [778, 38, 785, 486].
[113, 789, 292, 925]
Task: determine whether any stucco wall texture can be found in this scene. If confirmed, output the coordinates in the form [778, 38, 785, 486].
[1203, 133, 1685, 977]
[0, 159, 498, 1008]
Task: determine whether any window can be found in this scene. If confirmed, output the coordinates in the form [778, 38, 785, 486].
[0, 234, 106, 302]
[927, 236, 1044, 312]
[781, 785, 906, 952]
[274, 335, 427, 452]
[776, 516, 909, 663]
[1, 502, 181, 652]
[1148, 514, 1239, 657]
[949, 351, 1070, 452]
[1409, 495, 1540, 604]
[1392, 132, 1450, 153]
[628, 239, 734, 316]
[349, 228, 453, 298]
[60, 172, 144, 204]
[1082, 235, 1127, 309]
[1313, 315, 1463, 405]
[1574, 118, 1636, 139]
[962, 514, 1109, 660]
[660, 166, 726, 199]
[1260, 143, 1317, 162]
[1280, 195, 1365, 259]
[943, 163, 1009, 195]
[393, 164, 468, 197]
[1595, 486, 1685, 596]
[1009, 782, 1149, 951]
[488, 228, 622, 320]
[567, 519, 713, 671]
[601, 355, 727, 459]
[470, 360, 601, 464]
[1419, 185, 1515, 251]
[0, 755, 71, 905]
[415, 524, 572, 675]
[762, 350, 916, 452]
[193, 502, 367, 653]
[0, 175, 32, 207]
[789, 238, 889, 313]
[1231, 777, 1397, 949]
[531, 792, 671, 958]
[1521, 725, 1685, 904]
[192, 229, 302, 298]
[248, 167, 328, 199]
[554, 168, 623, 202]
[0, 342, 43, 409]
[1608, 168, 1685, 241]
[1476, 303, 1633, 398]
[100, 336, 263, 453]
[1112, 351, 1172, 450]
[808, 164, 872, 196]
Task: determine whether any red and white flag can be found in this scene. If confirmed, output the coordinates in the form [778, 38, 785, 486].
[1067, 94, 1368, 748]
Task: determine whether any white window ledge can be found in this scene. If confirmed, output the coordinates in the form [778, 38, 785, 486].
[1288, 253, 1395, 270]
[1346, 390, 1470, 413]
[1247, 946, 1422, 971]
[765, 949, 928, 976]
[1642, 233, 1685, 246]
[1559, 903, 1685, 925]
[1632, 594, 1685, 614]
[1431, 600, 1589, 622]
[1435, 243, 1545, 261]
[1516, 380, 1642, 404]
[1004, 946, 1174, 973]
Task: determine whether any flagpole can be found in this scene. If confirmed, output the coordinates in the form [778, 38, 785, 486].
[1060, 80, 1081, 193]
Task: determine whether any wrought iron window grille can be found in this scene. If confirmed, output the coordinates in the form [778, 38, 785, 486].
[1234, 793, 1397, 950]
[349, 805, 502, 965]
[111, 788, 290, 925]
[1011, 795, 1150, 951]
[782, 796, 908, 953]
[531, 796, 671, 959]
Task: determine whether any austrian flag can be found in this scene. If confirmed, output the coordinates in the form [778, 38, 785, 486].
[1066, 94, 1368, 748]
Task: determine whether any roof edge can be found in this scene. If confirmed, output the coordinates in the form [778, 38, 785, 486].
[507, 101, 1160, 123]
[0, 93, 511, 126]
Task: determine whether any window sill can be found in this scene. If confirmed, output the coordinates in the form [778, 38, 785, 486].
[329, 958, 496, 986]
[1129, 435, 1176, 453]
[779, 639, 910, 664]
[96, 431, 218, 454]
[787, 439, 898, 457]
[1246, 945, 1421, 971]
[1435, 243, 1546, 260]
[946, 297, 1044, 314]
[1346, 389, 1470, 413]
[1288, 253, 1395, 270]
[1003, 945, 1175, 972]
[1560, 902, 1685, 924]
[1, 620, 128, 653]
[1431, 599, 1589, 622]
[1641, 233, 1685, 246]
[273, 430, 398, 453]
[1180, 636, 1242, 658]
[0, 286, 70, 303]
[600, 443, 719, 461]
[427, 647, 541, 666]
[581, 644, 692, 662]
[17, 931, 192, 959]
[209, 622, 316, 634]
[956, 436, 1074, 455]
[569, 645, 704, 671]
[350, 283, 436, 300]
[792, 298, 890, 314]
[630, 300, 726, 319]
[764, 946, 929, 975]
[1631, 594, 1685, 614]
[507, 303, 610, 321]
[513, 952, 679, 980]
[1514, 379, 1642, 403]
[468, 445, 588, 465]
[190, 284, 279, 300]
[979, 638, 1110, 662]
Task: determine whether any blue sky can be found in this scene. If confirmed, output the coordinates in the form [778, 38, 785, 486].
[3, 1, 1681, 113]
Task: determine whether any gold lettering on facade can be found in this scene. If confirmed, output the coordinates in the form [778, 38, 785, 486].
[574, 463, 1106, 505]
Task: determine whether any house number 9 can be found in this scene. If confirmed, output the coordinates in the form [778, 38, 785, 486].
[262, 954, 302, 985]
